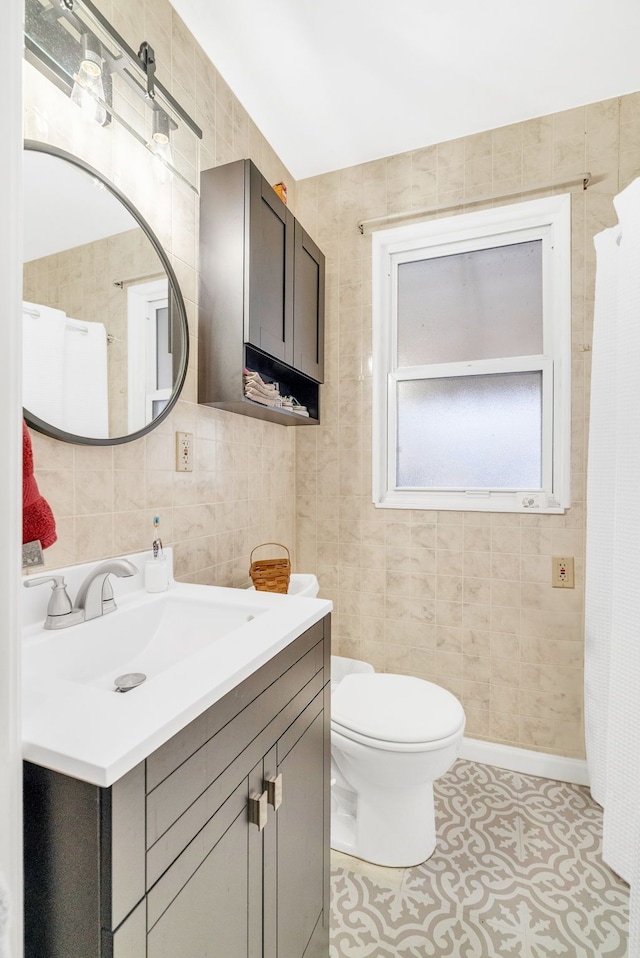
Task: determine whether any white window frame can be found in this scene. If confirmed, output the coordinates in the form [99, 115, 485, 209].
[372, 194, 572, 514]
[127, 278, 170, 432]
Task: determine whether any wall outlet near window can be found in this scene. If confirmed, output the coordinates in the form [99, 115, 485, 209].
[176, 432, 194, 472]
[551, 556, 574, 588]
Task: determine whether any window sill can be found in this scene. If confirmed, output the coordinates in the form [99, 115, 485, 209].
[374, 490, 568, 514]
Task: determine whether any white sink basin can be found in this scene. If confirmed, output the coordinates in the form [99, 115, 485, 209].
[22, 591, 268, 690]
[21, 550, 332, 787]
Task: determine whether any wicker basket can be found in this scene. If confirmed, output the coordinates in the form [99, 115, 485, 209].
[249, 542, 291, 594]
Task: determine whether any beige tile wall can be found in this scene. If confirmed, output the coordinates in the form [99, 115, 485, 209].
[295, 94, 640, 759]
[24, 0, 300, 586]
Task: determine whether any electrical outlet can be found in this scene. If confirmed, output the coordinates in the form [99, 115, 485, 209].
[176, 432, 194, 472]
[551, 556, 575, 589]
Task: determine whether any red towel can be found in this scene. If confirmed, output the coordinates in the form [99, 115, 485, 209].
[22, 422, 57, 549]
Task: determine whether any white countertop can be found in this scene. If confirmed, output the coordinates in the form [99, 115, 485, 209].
[22, 552, 331, 787]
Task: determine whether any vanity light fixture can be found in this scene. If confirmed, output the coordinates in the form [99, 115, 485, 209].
[25, 0, 202, 189]
[149, 107, 176, 170]
[70, 31, 108, 126]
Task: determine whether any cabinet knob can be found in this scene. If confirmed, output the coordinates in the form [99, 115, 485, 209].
[266, 774, 283, 811]
[248, 791, 268, 831]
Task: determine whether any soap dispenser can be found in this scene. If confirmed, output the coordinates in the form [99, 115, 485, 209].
[145, 516, 168, 593]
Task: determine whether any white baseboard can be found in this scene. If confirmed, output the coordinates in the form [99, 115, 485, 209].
[459, 737, 590, 787]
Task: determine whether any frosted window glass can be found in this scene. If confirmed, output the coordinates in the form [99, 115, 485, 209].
[397, 241, 543, 366]
[396, 372, 542, 488]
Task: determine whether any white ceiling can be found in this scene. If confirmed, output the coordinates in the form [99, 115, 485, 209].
[23, 151, 137, 260]
[169, 0, 640, 180]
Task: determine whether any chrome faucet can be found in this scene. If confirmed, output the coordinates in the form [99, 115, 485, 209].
[75, 559, 139, 621]
[23, 575, 84, 630]
[24, 558, 138, 629]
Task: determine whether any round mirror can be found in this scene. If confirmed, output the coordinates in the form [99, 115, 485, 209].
[22, 140, 189, 445]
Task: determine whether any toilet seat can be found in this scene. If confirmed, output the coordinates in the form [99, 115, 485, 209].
[331, 673, 465, 748]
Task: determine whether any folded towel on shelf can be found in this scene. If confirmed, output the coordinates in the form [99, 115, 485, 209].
[243, 370, 277, 387]
[244, 369, 282, 407]
[243, 369, 310, 416]
[244, 387, 282, 408]
[247, 382, 281, 402]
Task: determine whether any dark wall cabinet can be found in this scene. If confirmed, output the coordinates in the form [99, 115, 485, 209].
[199, 159, 325, 425]
[24, 618, 331, 958]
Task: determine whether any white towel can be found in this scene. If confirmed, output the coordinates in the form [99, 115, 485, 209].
[63, 319, 109, 438]
[22, 301, 66, 428]
[244, 369, 283, 407]
[245, 386, 282, 408]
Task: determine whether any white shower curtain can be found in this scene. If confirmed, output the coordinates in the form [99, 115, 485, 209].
[22, 304, 109, 438]
[585, 177, 640, 956]
[22, 301, 66, 426]
[63, 318, 109, 438]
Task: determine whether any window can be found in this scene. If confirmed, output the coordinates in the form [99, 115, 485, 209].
[372, 194, 571, 513]
[127, 278, 171, 432]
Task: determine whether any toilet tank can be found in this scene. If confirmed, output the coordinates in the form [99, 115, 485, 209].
[331, 655, 375, 689]
[287, 574, 320, 597]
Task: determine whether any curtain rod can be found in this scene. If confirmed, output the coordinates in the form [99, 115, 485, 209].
[357, 171, 591, 234]
[113, 271, 165, 289]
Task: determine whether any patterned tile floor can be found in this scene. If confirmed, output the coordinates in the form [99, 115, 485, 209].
[330, 760, 629, 957]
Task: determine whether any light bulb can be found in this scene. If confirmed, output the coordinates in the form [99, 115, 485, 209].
[70, 34, 107, 126]
[148, 110, 174, 182]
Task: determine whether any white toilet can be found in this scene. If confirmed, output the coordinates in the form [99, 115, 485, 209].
[269, 574, 466, 868]
[331, 657, 465, 867]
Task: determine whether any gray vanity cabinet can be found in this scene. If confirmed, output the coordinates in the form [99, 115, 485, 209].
[24, 617, 331, 958]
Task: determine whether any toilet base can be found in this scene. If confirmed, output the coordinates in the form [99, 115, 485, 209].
[331, 810, 359, 858]
[331, 779, 437, 868]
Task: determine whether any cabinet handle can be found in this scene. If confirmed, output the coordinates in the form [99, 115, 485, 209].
[248, 791, 268, 831]
[266, 774, 283, 811]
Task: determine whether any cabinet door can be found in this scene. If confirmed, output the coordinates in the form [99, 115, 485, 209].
[293, 223, 325, 383]
[270, 703, 327, 958]
[247, 163, 295, 366]
[147, 768, 263, 958]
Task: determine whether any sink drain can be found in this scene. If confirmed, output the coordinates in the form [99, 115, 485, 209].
[114, 672, 147, 693]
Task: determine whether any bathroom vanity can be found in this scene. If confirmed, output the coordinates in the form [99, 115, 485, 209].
[22, 554, 331, 958]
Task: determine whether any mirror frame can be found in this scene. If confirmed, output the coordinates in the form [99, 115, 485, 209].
[22, 139, 190, 446]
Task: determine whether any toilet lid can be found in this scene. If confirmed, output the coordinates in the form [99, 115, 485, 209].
[332, 673, 465, 744]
